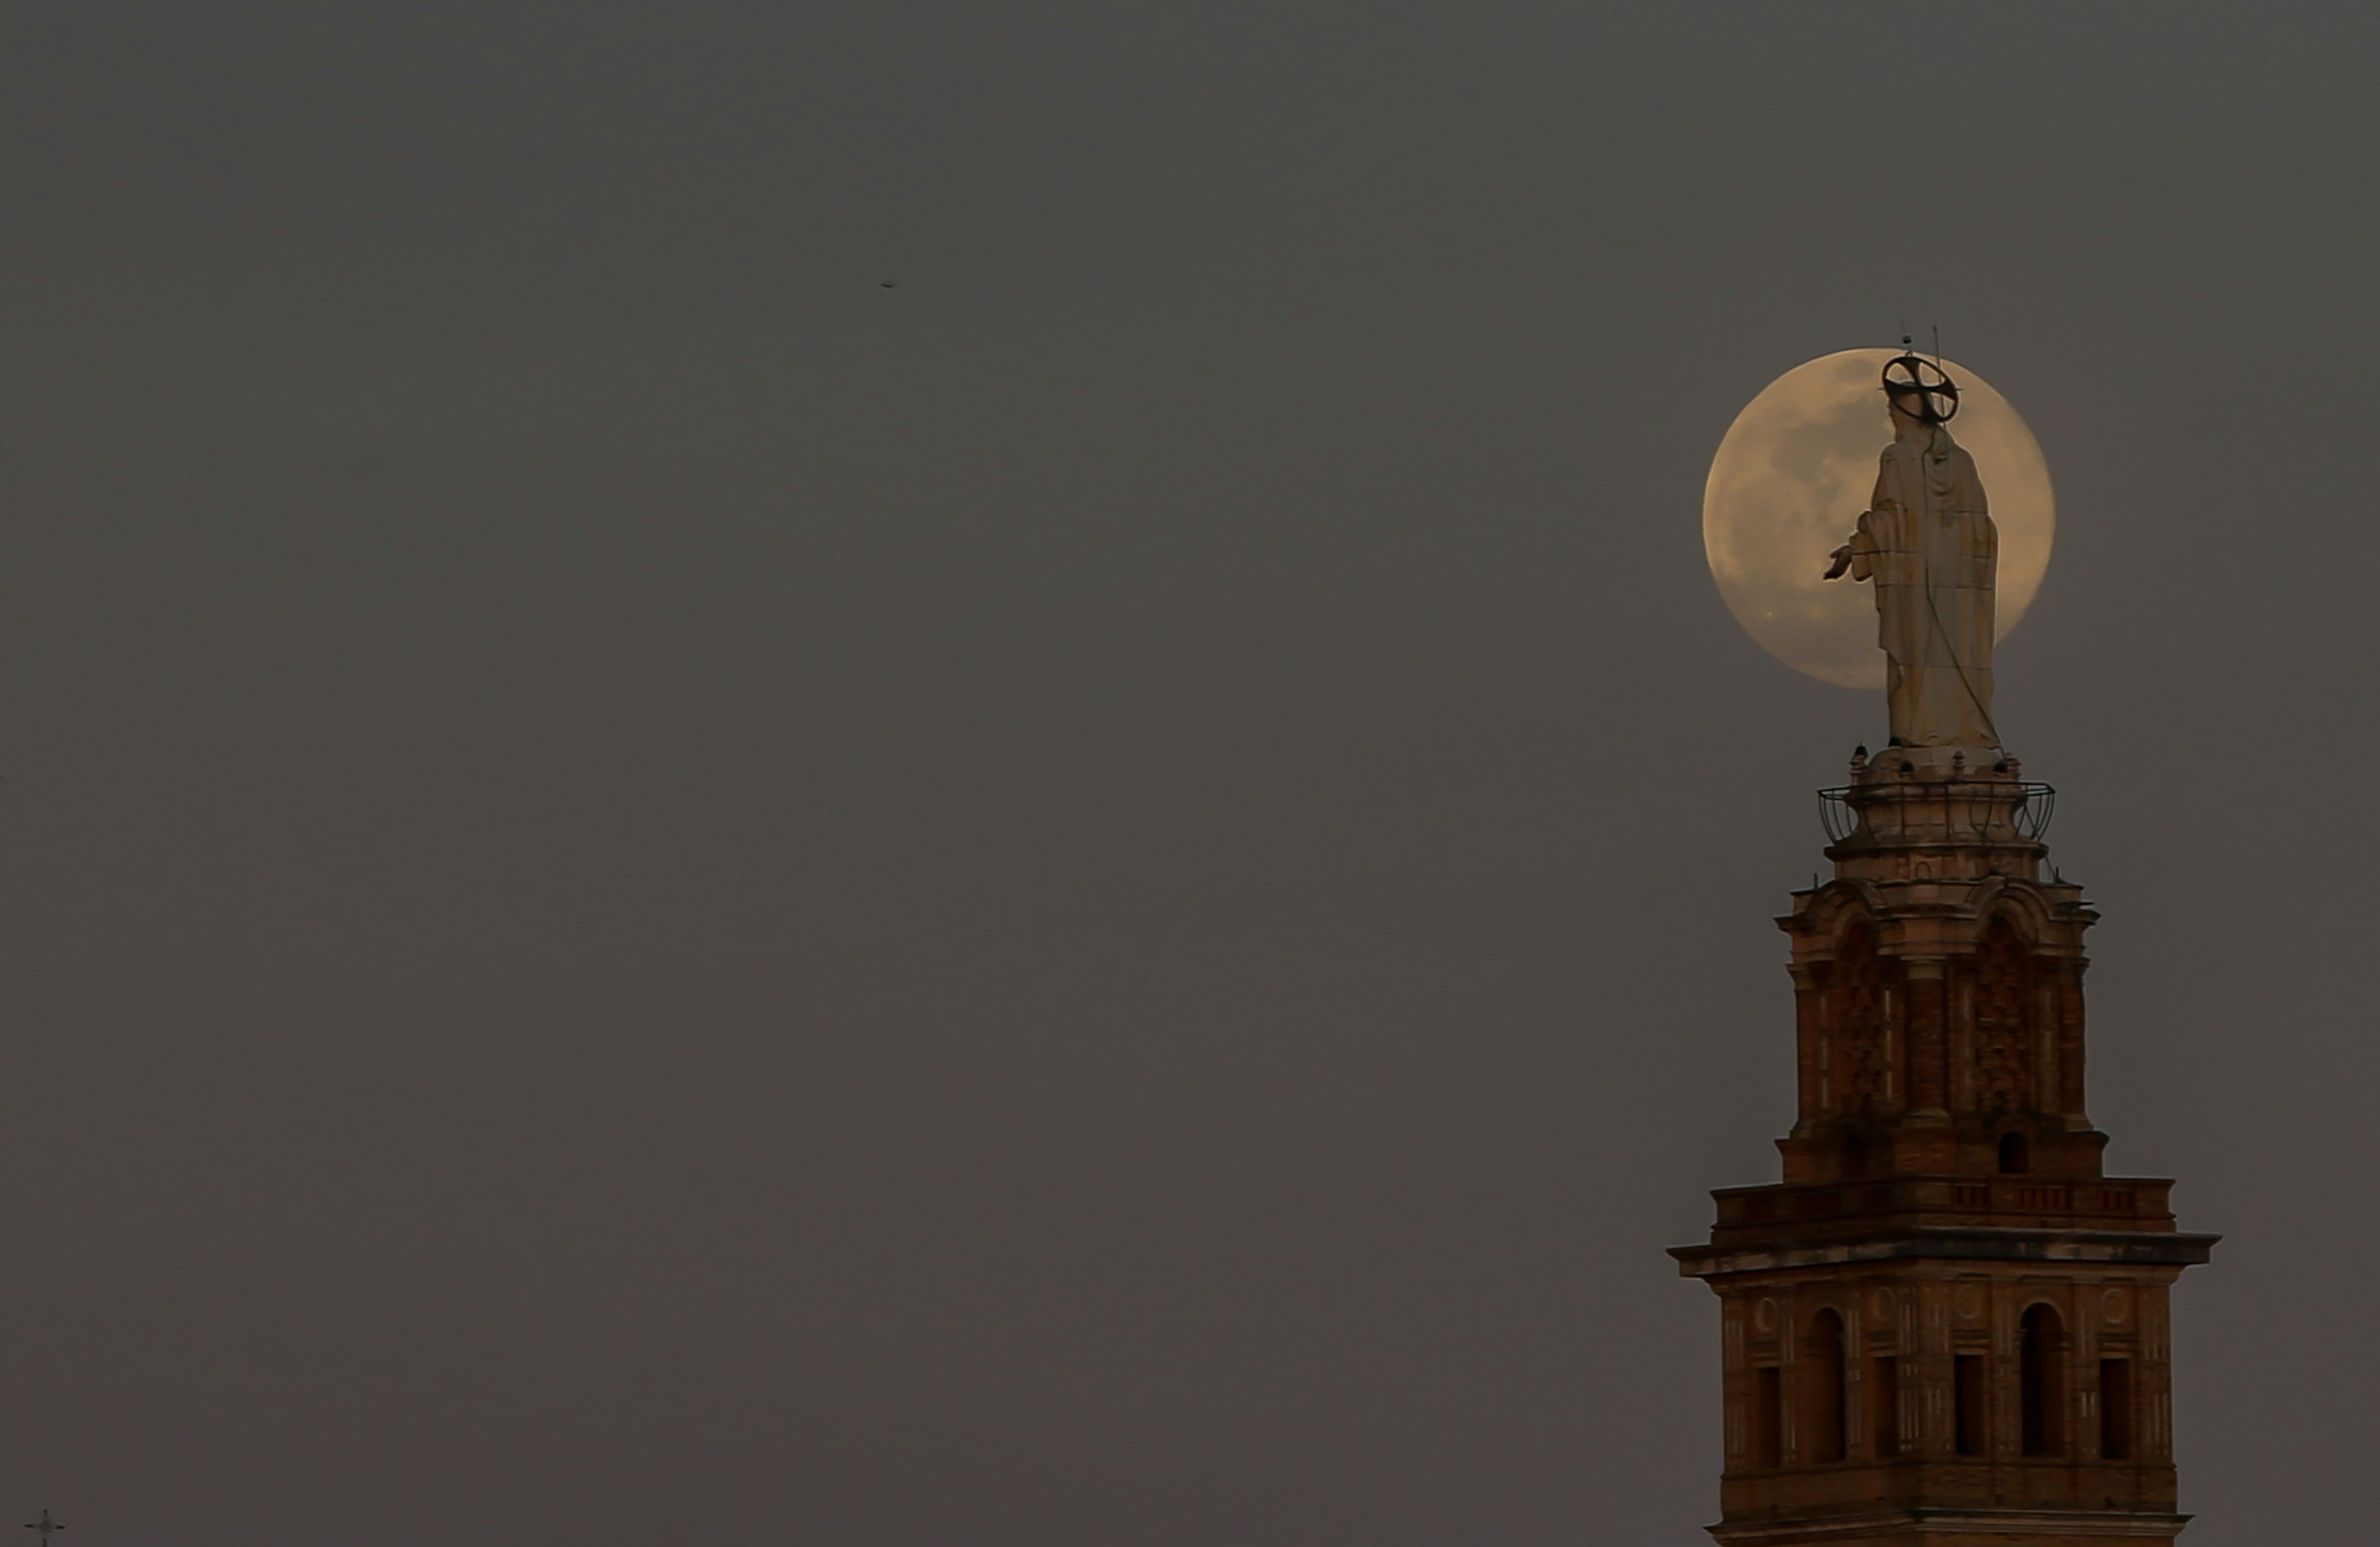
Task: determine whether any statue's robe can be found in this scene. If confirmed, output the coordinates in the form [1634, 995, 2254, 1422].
[1843, 426, 1998, 747]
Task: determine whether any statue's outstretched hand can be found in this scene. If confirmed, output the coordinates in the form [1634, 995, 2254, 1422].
[1822, 544, 1853, 581]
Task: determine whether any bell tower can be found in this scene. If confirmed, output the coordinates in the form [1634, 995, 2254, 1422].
[1672, 743, 2216, 1546]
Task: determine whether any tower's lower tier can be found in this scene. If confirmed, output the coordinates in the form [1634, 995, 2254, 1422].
[1673, 1223, 2215, 1547]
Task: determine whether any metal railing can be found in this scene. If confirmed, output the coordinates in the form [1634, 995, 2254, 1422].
[1817, 782, 2056, 846]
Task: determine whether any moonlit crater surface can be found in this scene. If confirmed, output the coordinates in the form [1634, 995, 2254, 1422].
[1703, 348, 2054, 689]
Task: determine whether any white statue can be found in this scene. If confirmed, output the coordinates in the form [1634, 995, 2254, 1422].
[1824, 355, 1999, 749]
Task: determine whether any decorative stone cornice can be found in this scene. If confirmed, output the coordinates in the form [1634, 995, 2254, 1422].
[1673, 1225, 2220, 1280]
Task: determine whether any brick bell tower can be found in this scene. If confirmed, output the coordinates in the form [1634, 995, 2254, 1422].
[1675, 351, 2213, 1546]
[1670, 744, 2217, 1546]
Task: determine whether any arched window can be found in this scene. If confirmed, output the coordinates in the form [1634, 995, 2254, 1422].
[1999, 1131, 2031, 1175]
[1803, 1310, 1847, 1463]
[2020, 1303, 2067, 1457]
[1831, 921, 1890, 1113]
[1975, 919, 2037, 1111]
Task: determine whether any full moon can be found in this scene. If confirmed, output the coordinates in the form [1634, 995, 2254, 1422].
[1703, 348, 2054, 689]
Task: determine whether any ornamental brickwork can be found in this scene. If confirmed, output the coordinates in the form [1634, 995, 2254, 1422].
[1672, 745, 2215, 1547]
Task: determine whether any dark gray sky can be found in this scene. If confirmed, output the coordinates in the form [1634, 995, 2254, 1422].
[2, 4, 2369, 1543]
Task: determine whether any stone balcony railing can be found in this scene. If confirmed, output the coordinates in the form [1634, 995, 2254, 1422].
[1707, 1173, 2177, 1249]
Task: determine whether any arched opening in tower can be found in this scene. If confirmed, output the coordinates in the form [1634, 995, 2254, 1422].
[1975, 918, 2038, 1112]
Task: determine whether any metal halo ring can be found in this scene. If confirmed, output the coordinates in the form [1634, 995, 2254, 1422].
[1882, 352, 1960, 425]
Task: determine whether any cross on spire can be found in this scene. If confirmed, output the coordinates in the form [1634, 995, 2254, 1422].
[22, 1512, 63, 1546]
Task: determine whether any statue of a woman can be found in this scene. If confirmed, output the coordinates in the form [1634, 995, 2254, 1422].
[1824, 355, 1999, 749]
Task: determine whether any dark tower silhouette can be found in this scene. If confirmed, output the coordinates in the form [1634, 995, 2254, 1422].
[1673, 747, 2215, 1546]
